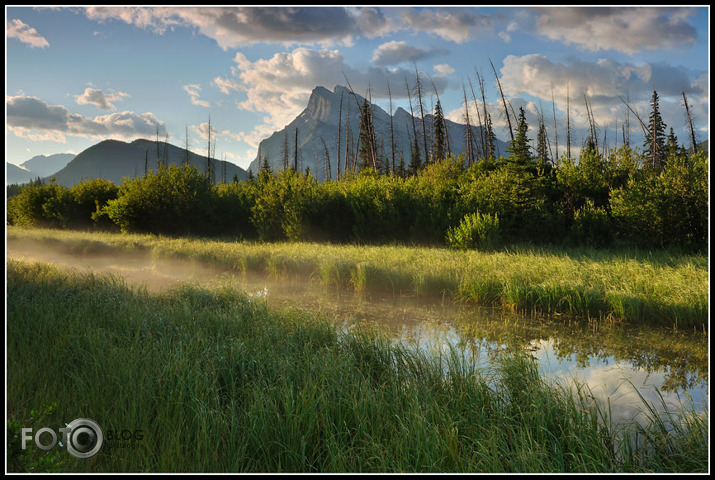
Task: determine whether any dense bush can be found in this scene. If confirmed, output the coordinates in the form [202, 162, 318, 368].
[446, 211, 501, 250]
[102, 164, 217, 235]
[7, 147, 708, 251]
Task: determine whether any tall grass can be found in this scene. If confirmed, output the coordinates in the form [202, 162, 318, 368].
[7, 260, 708, 473]
[6, 227, 709, 329]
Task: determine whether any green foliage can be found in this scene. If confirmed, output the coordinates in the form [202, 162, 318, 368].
[611, 151, 707, 250]
[5, 118, 707, 251]
[213, 181, 257, 239]
[70, 178, 119, 228]
[446, 211, 501, 250]
[570, 200, 613, 248]
[7, 403, 66, 473]
[7, 181, 74, 228]
[102, 164, 216, 235]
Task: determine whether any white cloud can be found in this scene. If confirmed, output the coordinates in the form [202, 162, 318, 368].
[371, 40, 448, 66]
[213, 76, 242, 95]
[352, 7, 399, 38]
[7, 19, 49, 48]
[183, 84, 211, 108]
[433, 64, 455, 76]
[533, 7, 699, 55]
[7, 95, 167, 143]
[399, 7, 493, 43]
[75, 87, 130, 110]
[498, 54, 707, 130]
[84, 6, 360, 49]
[498, 31, 511, 43]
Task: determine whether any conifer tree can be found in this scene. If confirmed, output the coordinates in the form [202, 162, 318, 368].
[643, 90, 667, 170]
[433, 99, 446, 162]
[665, 127, 680, 160]
[358, 99, 375, 171]
[507, 107, 532, 166]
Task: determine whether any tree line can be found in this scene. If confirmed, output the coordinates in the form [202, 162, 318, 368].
[7, 87, 708, 251]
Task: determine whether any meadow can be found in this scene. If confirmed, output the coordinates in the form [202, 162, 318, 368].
[6, 259, 709, 473]
[7, 226, 709, 330]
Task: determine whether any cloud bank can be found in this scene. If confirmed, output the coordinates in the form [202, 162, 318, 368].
[7, 95, 167, 143]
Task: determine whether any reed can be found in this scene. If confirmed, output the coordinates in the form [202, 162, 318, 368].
[7, 260, 707, 473]
[6, 227, 708, 329]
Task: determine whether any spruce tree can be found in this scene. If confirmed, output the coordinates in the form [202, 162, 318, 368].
[507, 107, 532, 166]
[643, 90, 667, 170]
[665, 127, 680, 160]
[433, 99, 446, 162]
[358, 99, 375, 171]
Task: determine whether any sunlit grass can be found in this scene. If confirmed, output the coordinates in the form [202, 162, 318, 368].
[6, 226, 709, 329]
[7, 260, 708, 473]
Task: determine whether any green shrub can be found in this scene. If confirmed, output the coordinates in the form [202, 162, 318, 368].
[101, 164, 216, 235]
[447, 211, 500, 251]
[7, 181, 74, 228]
[570, 199, 613, 248]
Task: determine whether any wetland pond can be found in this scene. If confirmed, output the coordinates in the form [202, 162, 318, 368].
[7, 236, 709, 426]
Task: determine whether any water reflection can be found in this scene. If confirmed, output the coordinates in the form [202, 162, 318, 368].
[234, 274, 708, 423]
[7, 240, 708, 423]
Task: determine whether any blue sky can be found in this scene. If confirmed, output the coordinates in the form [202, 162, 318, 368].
[6, 6, 710, 169]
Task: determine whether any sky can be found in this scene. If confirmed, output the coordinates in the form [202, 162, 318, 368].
[5, 5, 710, 169]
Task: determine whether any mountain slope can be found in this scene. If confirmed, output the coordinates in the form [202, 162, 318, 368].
[6, 153, 76, 185]
[248, 85, 510, 179]
[20, 153, 76, 178]
[47, 139, 246, 187]
[6, 163, 35, 185]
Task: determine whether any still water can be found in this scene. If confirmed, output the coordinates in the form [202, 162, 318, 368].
[7, 238, 709, 425]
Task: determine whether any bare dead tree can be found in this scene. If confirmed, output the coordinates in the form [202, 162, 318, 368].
[467, 75, 485, 160]
[682, 91, 698, 153]
[155, 127, 162, 169]
[566, 83, 572, 159]
[337, 90, 343, 178]
[282, 131, 290, 171]
[387, 79, 396, 174]
[404, 75, 421, 168]
[462, 81, 474, 165]
[344, 101, 351, 175]
[490, 58, 514, 143]
[551, 85, 559, 162]
[321, 137, 331, 181]
[414, 63, 429, 164]
[206, 116, 213, 181]
[294, 128, 299, 171]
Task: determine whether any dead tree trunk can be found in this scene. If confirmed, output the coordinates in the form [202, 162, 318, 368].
[682, 91, 698, 154]
[490, 58, 514, 143]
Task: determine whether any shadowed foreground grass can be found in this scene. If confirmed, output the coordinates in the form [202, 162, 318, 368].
[7, 260, 708, 473]
[6, 227, 709, 329]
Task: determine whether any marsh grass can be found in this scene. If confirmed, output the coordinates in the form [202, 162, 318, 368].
[6, 227, 708, 329]
[6, 260, 708, 473]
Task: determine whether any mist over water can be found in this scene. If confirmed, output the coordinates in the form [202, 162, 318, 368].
[7, 236, 708, 424]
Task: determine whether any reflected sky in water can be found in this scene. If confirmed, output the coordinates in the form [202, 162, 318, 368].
[8, 239, 709, 424]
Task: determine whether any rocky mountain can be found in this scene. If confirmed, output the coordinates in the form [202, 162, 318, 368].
[46, 138, 246, 187]
[6, 162, 34, 185]
[248, 85, 510, 179]
[6, 153, 75, 185]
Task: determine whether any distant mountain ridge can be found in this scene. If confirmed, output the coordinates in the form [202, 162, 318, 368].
[248, 85, 510, 178]
[42, 139, 246, 187]
[6, 153, 75, 185]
